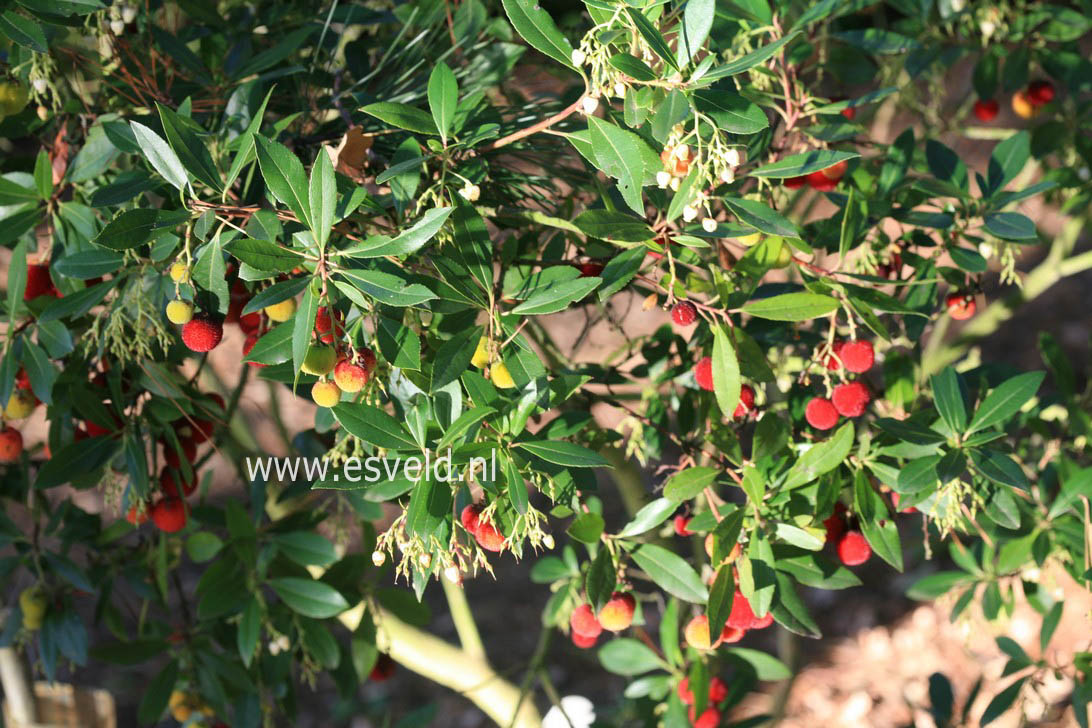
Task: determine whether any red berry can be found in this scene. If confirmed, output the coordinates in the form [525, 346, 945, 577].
[733, 384, 755, 419]
[570, 604, 603, 639]
[672, 301, 698, 327]
[695, 356, 714, 391]
[824, 340, 846, 370]
[460, 504, 482, 535]
[571, 630, 598, 649]
[947, 292, 976, 320]
[474, 517, 506, 552]
[820, 160, 849, 181]
[151, 497, 187, 533]
[315, 306, 343, 344]
[358, 347, 377, 374]
[840, 106, 856, 121]
[160, 467, 196, 498]
[839, 340, 874, 373]
[84, 419, 115, 437]
[678, 677, 695, 705]
[242, 333, 266, 368]
[0, 427, 24, 463]
[689, 706, 721, 728]
[806, 170, 838, 191]
[823, 506, 847, 544]
[805, 397, 839, 430]
[181, 315, 223, 352]
[674, 515, 693, 537]
[162, 438, 197, 468]
[891, 492, 918, 514]
[708, 676, 728, 702]
[973, 98, 999, 122]
[831, 381, 870, 417]
[577, 262, 604, 278]
[750, 612, 774, 630]
[1027, 80, 1054, 105]
[24, 263, 59, 301]
[783, 176, 807, 189]
[726, 589, 755, 630]
[598, 591, 636, 632]
[369, 654, 396, 682]
[125, 503, 148, 525]
[238, 312, 261, 335]
[837, 530, 871, 566]
[718, 624, 745, 643]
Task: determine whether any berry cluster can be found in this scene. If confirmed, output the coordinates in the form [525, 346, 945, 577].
[782, 159, 849, 192]
[805, 339, 875, 431]
[568, 591, 637, 650]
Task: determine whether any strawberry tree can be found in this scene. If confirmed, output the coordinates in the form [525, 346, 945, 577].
[1, 0, 1091, 726]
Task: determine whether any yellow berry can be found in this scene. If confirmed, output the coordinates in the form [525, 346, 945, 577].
[1011, 90, 1038, 119]
[490, 362, 516, 389]
[301, 345, 337, 376]
[0, 82, 30, 116]
[165, 300, 194, 324]
[264, 298, 297, 322]
[470, 336, 490, 368]
[168, 691, 192, 722]
[19, 586, 47, 631]
[736, 232, 762, 247]
[4, 390, 38, 420]
[169, 262, 190, 283]
[312, 380, 341, 408]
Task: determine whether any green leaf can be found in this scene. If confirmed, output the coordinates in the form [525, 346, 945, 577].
[663, 467, 718, 502]
[743, 292, 840, 321]
[52, 249, 121, 281]
[255, 135, 312, 227]
[770, 571, 820, 637]
[361, 102, 437, 134]
[586, 546, 614, 610]
[723, 196, 800, 238]
[930, 367, 967, 434]
[750, 149, 859, 178]
[625, 8, 679, 71]
[970, 449, 1029, 490]
[711, 323, 741, 418]
[224, 86, 275, 192]
[651, 89, 690, 143]
[832, 28, 919, 54]
[967, 371, 1043, 434]
[92, 208, 190, 251]
[854, 472, 903, 571]
[308, 149, 336, 248]
[129, 121, 190, 192]
[0, 11, 47, 52]
[588, 117, 650, 216]
[983, 212, 1037, 241]
[238, 598, 260, 668]
[223, 238, 303, 273]
[896, 455, 941, 493]
[617, 498, 677, 538]
[0, 177, 38, 205]
[274, 532, 338, 567]
[405, 475, 453, 539]
[609, 53, 657, 82]
[337, 269, 437, 307]
[573, 209, 654, 242]
[692, 90, 768, 134]
[333, 403, 418, 450]
[501, 0, 577, 70]
[873, 417, 945, 446]
[431, 326, 482, 393]
[980, 678, 1027, 725]
[511, 277, 600, 315]
[987, 130, 1030, 194]
[597, 246, 646, 301]
[677, 0, 713, 66]
[783, 422, 854, 489]
[706, 566, 735, 638]
[567, 512, 604, 543]
[906, 571, 971, 600]
[428, 62, 458, 143]
[515, 440, 609, 467]
[155, 102, 222, 192]
[137, 659, 178, 723]
[723, 647, 792, 680]
[703, 31, 799, 79]
[630, 544, 708, 603]
[193, 234, 230, 315]
[186, 532, 224, 563]
[342, 207, 453, 258]
[268, 578, 350, 619]
[598, 639, 663, 676]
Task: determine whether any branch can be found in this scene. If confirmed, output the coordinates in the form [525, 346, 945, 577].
[339, 604, 542, 728]
[483, 95, 587, 152]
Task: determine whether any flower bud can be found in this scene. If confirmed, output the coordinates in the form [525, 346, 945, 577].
[702, 218, 718, 233]
[656, 171, 671, 188]
[614, 82, 626, 98]
[669, 177, 681, 191]
[419, 553, 432, 569]
[725, 149, 741, 167]
[543, 534, 555, 549]
[571, 49, 586, 66]
[32, 79, 47, 94]
[110, 19, 125, 35]
[581, 96, 600, 115]
[682, 205, 698, 222]
[121, 4, 138, 23]
[371, 551, 386, 567]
